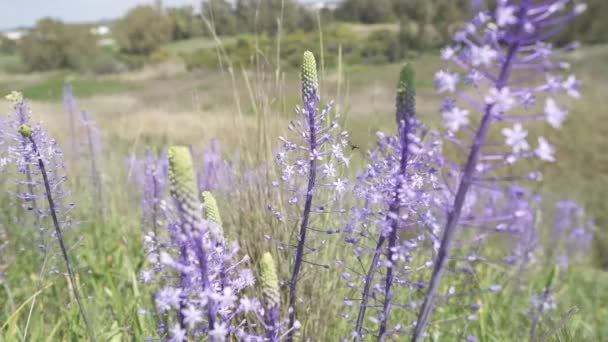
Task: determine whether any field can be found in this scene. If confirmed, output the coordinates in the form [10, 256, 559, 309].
[1, 39, 608, 341]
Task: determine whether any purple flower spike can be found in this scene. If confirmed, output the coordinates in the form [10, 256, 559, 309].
[270, 51, 350, 341]
[413, 1, 586, 340]
[63, 84, 78, 155]
[343, 64, 443, 340]
[80, 110, 105, 218]
[4, 97, 94, 340]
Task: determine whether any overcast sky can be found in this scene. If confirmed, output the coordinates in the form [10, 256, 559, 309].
[0, 0, 202, 30]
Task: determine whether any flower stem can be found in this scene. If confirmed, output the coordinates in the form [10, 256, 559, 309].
[411, 36, 522, 342]
[378, 120, 412, 340]
[26, 135, 95, 341]
[287, 96, 319, 342]
[354, 235, 385, 340]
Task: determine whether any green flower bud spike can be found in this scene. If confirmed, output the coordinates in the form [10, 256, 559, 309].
[301, 51, 319, 105]
[202, 191, 222, 225]
[168, 146, 203, 227]
[18, 124, 33, 139]
[259, 252, 280, 309]
[5, 91, 23, 103]
[396, 62, 416, 125]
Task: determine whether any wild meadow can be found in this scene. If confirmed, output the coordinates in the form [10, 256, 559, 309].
[1, 1, 608, 341]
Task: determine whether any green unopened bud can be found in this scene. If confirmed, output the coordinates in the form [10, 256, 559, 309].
[301, 51, 318, 104]
[5, 91, 23, 103]
[168, 146, 201, 219]
[202, 191, 222, 225]
[259, 252, 280, 308]
[396, 63, 416, 125]
[18, 124, 32, 138]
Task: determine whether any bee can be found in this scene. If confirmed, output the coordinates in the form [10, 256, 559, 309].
[347, 139, 360, 151]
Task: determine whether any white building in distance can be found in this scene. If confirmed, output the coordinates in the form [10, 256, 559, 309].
[2, 29, 27, 41]
[303, 0, 342, 11]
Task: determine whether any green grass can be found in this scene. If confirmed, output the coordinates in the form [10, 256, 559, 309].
[0, 54, 25, 72]
[0, 44, 607, 341]
[164, 36, 236, 54]
[12, 75, 134, 102]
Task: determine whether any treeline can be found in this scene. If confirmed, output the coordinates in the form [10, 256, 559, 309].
[335, 0, 608, 46]
[3, 0, 607, 73]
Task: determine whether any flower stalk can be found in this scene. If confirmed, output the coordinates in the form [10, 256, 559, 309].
[18, 124, 95, 341]
[287, 51, 320, 341]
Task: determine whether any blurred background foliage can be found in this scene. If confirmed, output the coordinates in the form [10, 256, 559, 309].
[1, 0, 606, 74]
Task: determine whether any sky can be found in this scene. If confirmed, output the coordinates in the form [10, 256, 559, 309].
[0, 0, 201, 30]
[0, 0, 326, 30]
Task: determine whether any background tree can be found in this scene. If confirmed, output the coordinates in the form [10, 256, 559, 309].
[0, 36, 17, 55]
[18, 18, 97, 71]
[335, 0, 365, 22]
[432, 0, 469, 44]
[113, 6, 172, 55]
[167, 6, 203, 40]
[230, 0, 312, 35]
[201, 0, 238, 36]
[557, 0, 608, 45]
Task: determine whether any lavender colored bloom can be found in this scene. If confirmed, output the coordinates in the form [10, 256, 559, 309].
[551, 200, 595, 269]
[140, 146, 266, 341]
[139, 150, 168, 275]
[80, 110, 105, 217]
[412, 1, 586, 339]
[63, 84, 78, 155]
[340, 64, 444, 340]
[3, 96, 93, 339]
[198, 139, 233, 193]
[269, 51, 349, 340]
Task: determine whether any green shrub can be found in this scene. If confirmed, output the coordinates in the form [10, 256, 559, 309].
[90, 52, 127, 75]
[18, 18, 98, 71]
[113, 6, 172, 55]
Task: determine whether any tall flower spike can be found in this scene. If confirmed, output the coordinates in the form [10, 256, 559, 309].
[286, 51, 321, 340]
[413, 1, 586, 340]
[17, 123, 95, 340]
[347, 63, 443, 340]
[269, 50, 350, 341]
[138, 150, 167, 280]
[63, 84, 78, 155]
[80, 110, 105, 218]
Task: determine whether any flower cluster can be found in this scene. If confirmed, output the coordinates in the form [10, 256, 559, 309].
[140, 146, 288, 341]
[269, 51, 350, 337]
[63, 84, 79, 155]
[339, 64, 445, 340]
[80, 110, 105, 216]
[197, 139, 234, 193]
[2, 94, 93, 339]
[4, 98, 77, 272]
[414, 1, 587, 340]
[551, 200, 595, 269]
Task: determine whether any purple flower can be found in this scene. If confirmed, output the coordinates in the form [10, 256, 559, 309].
[3, 97, 94, 339]
[413, 1, 586, 340]
[80, 110, 105, 217]
[270, 51, 349, 340]
[140, 146, 265, 340]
